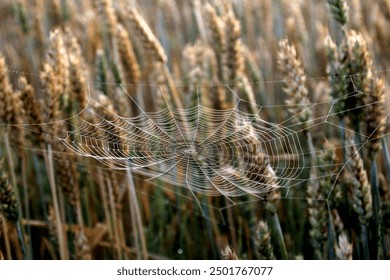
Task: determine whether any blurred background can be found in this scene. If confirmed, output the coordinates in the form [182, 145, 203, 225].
[0, 0, 389, 260]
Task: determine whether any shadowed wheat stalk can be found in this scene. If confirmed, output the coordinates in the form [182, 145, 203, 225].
[0, 0, 389, 260]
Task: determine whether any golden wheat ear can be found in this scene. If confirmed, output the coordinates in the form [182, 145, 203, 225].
[18, 76, 44, 146]
[277, 38, 313, 132]
[328, 0, 349, 26]
[346, 139, 373, 224]
[256, 221, 276, 260]
[127, 7, 167, 64]
[363, 78, 385, 160]
[116, 24, 140, 86]
[0, 54, 26, 156]
[221, 245, 239, 260]
[345, 137, 372, 259]
[68, 37, 88, 113]
[336, 233, 353, 260]
[0, 160, 19, 224]
[223, 7, 244, 83]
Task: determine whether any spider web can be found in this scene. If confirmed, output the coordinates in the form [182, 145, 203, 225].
[3, 69, 390, 222]
[61, 84, 305, 196]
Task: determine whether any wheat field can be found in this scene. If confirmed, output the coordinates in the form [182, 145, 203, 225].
[0, 0, 389, 260]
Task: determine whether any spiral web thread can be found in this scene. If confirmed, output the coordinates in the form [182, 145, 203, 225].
[61, 84, 305, 197]
[3, 69, 390, 219]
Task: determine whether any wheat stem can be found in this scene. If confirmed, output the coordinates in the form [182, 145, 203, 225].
[267, 211, 288, 259]
[1, 218, 11, 259]
[45, 145, 68, 259]
[21, 156, 32, 259]
[381, 138, 390, 189]
[225, 198, 238, 252]
[105, 176, 122, 259]
[97, 168, 115, 255]
[370, 159, 381, 259]
[361, 223, 370, 259]
[339, 119, 351, 238]
[206, 196, 222, 257]
[4, 132, 17, 193]
[327, 203, 335, 259]
[16, 221, 27, 259]
[32, 154, 47, 218]
[127, 168, 148, 260]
